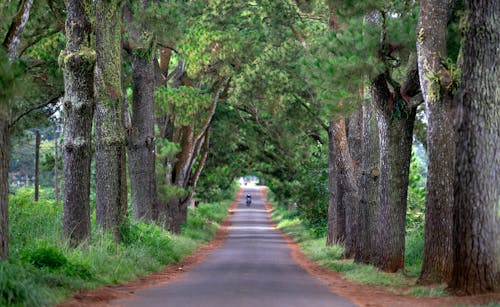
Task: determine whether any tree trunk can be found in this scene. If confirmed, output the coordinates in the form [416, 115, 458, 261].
[334, 117, 359, 258]
[167, 199, 182, 234]
[355, 101, 380, 264]
[448, 0, 500, 295]
[375, 108, 416, 272]
[94, 0, 126, 240]
[371, 74, 416, 272]
[2, 0, 33, 60]
[326, 121, 343, 246]
[54, 138, 59, 202]
[34, 130, 40, 201]
[417, 0, 456, 284]
[0, 118, 10, 260]
[127, 54, 157, 222]
[60, 0, 95, 246]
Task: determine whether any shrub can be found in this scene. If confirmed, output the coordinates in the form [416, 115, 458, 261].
[28, 246, 68, 270]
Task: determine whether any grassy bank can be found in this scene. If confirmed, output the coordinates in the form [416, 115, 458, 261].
[1, 188, 233, 306]
[270, 202, 447, 298]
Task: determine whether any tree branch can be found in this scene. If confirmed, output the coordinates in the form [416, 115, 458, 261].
[10, 94, 62, 128]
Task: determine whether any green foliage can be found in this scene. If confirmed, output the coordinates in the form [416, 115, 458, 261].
[406, 147, 426, 233]
[0, 49, 26, 111]
[28, 246, 68, 269]
[155, 85, 213, 126]
[0, 263, 52, 307]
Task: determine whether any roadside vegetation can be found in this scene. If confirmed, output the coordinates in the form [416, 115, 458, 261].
[0, 187, 233, 306]
[269, 150, 447, 298]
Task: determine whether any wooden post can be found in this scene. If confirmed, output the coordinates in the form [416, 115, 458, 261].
[34, 130, 40, 201]
[54, 138, 59, 202]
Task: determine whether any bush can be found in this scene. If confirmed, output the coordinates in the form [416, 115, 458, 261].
[28, 246, 68, 269]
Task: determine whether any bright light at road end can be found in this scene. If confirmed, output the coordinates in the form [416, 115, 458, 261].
[239, 176, 260, 186]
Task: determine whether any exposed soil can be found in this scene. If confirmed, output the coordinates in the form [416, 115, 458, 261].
[59, 195, 240, 307]
[260, 189, 500, 307]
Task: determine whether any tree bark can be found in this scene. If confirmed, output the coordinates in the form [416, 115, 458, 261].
[2, 0, 34, 60]
[60, 0, 95, 246]
[34, 130, 40, 201]
[417, 0, 456, 284]
[127, 54, 157, 222]
[334, 118, 359, 258]
[449, 0, 500, 295]
[326, 121, 342, 246]
[94, 0, 126, 240]
[355, 101, 380, 264]
[0, 118, 10, 260]
[372, 73, 417, 272]
[54, 138, 59, 202]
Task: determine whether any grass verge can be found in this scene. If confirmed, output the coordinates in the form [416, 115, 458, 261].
[270, 202, 447, 297]
[1, 188, 233, 306]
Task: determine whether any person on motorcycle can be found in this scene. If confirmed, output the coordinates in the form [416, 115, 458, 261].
[246, 194, 252, 206]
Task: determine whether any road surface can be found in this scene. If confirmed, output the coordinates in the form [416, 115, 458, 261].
[112, 186, 355, 307]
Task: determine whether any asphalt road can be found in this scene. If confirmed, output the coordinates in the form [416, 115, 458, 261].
[113, 186, 356, 307]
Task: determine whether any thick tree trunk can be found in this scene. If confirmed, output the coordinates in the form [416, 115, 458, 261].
[94, 0, 126, 240]
[326, 121, 342, 246]
[355, 101, 380, 264]
[0, 118, 10, 260]
[334, 117, 359, 258]
[127, 54, 157, 222]
[347, 109, 362, 182]
[60, 0, 95, 246]
[34, 130, 40, 201]
[417, 0, 456, 284]
[371, 73, 416, 272]
[449, 0, 500, 295]
[374, 107, 415, 272]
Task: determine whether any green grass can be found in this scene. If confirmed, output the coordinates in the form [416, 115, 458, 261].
[270, 203, 447, 298]
[1, 188, 232, 306]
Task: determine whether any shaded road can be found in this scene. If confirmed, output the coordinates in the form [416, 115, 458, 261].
[113, 186, 355, 307]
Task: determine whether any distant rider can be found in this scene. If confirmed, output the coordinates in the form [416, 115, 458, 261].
[246, 194, 252, 206]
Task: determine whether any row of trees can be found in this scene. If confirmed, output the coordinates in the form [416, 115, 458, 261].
[0, 0, 498, 297]
[1, 0, 303, 255]
[220, 0, 499, 295]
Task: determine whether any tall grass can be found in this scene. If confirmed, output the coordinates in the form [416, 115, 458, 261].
[1, 188, 231, 306]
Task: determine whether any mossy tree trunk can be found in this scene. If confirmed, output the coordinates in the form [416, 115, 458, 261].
[416, 0, 457, 284]
[60, 0, 95, 245]
[449, 0, 500, 295]
[94, 0, 126, 240]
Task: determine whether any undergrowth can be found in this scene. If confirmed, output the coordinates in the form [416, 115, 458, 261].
[270, 203, 447, 298]
[1, 188, 232, 306]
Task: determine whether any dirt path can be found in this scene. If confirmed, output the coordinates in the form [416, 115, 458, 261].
[61, 187, 499, 307]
